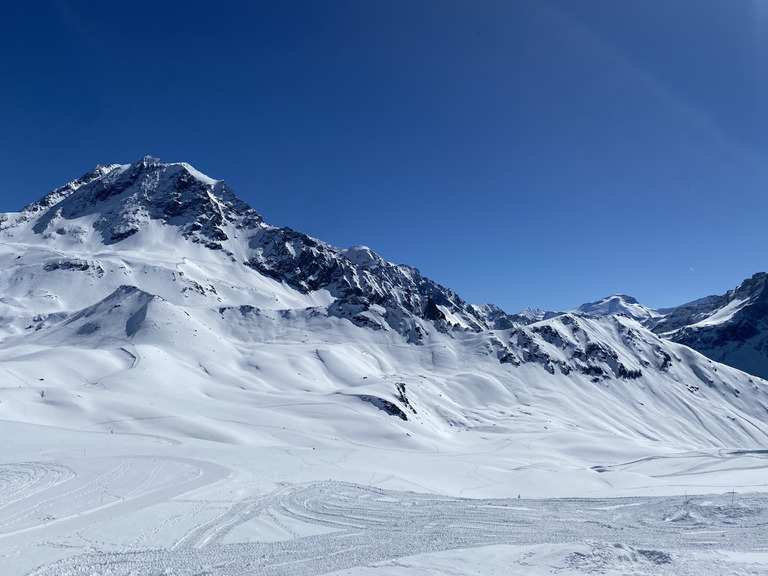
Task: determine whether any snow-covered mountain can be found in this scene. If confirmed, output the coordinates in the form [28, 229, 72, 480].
[575, 294, 661, 323]
[0, 157, 768, 576]
[648, 272, 768, 379]
[2, 156, 502, 341]
[515, 306, 561, 323]
[0, 156, 765, 446]
[568, 276, 768, 380]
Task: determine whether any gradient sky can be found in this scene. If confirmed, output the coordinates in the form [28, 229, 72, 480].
[2, 1, 767, 314]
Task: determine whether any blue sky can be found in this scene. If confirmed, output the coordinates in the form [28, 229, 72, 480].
[1, 1, 767, 313]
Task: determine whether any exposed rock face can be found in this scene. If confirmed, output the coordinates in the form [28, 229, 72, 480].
[649, 273, 768, 379]
[13, 156, 263, 248]
[507, 314, 662, 381]
[243, 224, 491, 337]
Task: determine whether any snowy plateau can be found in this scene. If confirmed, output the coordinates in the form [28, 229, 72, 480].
[0, 156, 767, 575]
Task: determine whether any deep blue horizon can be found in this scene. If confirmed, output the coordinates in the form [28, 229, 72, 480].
[2, 1, 767, 314]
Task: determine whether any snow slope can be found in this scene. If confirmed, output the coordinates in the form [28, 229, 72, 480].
[1, 157, 767, 575]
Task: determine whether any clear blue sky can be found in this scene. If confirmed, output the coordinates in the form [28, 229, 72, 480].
[2, 1, 767, 313]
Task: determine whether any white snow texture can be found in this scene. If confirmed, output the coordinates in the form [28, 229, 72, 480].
[0, 157, 766, 575]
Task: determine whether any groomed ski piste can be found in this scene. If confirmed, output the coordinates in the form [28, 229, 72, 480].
[3, 422, 768, 575]
[1, 158, 767, 574]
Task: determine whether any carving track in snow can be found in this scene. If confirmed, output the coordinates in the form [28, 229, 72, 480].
[0, 462, 74, 509]
[0, 456, 228, 560]
[25, 481, 768, 575]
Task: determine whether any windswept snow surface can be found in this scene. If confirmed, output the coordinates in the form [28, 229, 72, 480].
[1, 158, 768, 574]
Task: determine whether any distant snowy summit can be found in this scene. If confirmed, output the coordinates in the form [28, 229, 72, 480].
[574, 294, 660, 324]
[517, 307, 561, 323]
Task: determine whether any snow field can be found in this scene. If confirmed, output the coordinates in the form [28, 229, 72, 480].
[0, 418, 767, 574]
[10, 453, 767, 575]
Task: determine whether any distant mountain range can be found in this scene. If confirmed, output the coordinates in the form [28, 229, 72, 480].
[0, 156, 766, 450]
[567, 274, 768, 380]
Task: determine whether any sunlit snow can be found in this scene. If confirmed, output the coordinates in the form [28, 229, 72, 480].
[1, 158, 766, 575]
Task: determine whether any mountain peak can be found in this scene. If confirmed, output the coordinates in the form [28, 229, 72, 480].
[575, 293, 658, 322]
[342, 245, 382, 269]
[518, 307, 560, 323]
[735, 271, 768, 298]
[9, 157, 263, 249]
[135, 154, 164, 168]
[3, 158, 501, 339]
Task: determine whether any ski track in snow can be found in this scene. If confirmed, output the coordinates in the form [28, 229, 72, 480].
[0, 462, 74, 509]
[17, 478, 768, 576]
[0, 456, 227, 564]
